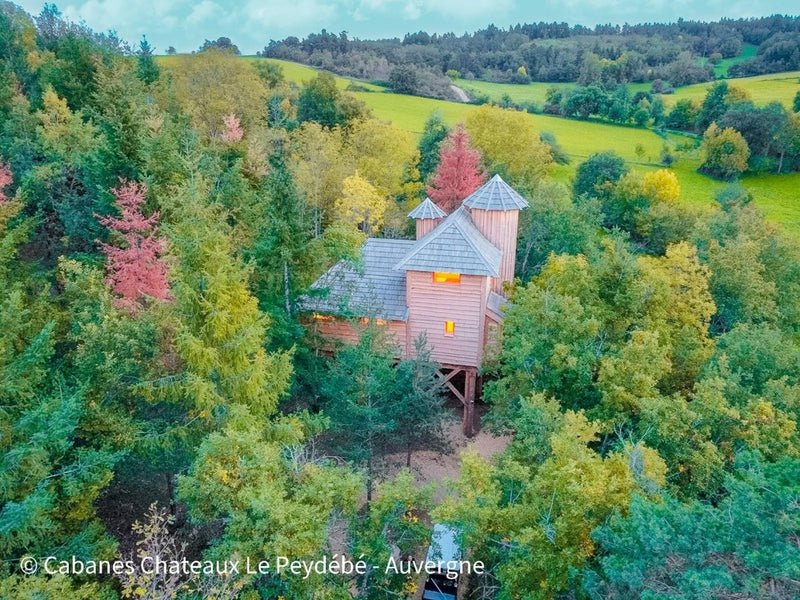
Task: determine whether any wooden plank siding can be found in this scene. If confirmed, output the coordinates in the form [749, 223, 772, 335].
[405, 271, 488, 367]
[314, 318, 407, 356]
[470, 209, 520, 293]
[415, 219, 440, 240]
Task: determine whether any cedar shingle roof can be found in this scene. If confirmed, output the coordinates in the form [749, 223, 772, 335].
[408, 197, 446, 219]
[393, 206, 502, 276]
[301, 238, 415, 321]
[463, 174, 529, 211]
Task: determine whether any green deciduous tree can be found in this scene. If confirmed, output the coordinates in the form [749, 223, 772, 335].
[439, 403, 666, 600]
[573, 151, 628, 199]
[177, 410, 362, 597]
[699, 123, 750, 180]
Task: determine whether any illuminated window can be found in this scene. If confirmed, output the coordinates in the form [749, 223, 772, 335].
[313, 313, 334, 321]
[358, 317, 388, 327]
[432, 272, 461, 284]
[444, 320, 455, 336]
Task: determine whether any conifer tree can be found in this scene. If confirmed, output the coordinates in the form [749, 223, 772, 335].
[98, 179, 171, 311]
[426, 124, 485, 213]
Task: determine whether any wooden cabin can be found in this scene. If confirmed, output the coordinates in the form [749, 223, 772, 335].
[302, 175, 528, 435]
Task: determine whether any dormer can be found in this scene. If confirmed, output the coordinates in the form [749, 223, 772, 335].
[408, 197, 447, 240]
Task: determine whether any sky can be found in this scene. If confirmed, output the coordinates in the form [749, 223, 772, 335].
[12, 0, 795, 54]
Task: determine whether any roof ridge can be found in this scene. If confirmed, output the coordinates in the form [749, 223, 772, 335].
[449, 209, 498, 274]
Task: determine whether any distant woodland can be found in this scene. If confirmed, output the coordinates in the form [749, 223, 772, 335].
[262, 16, 800, 99]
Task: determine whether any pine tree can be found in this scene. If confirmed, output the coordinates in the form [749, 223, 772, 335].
[426, 124, 485, 213]
[98, 179, 171, 311]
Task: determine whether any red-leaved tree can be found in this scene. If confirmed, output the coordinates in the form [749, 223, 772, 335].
[0, 160, 12, 204]
[98, 180, 171, 311]
[426, 124, 485, 213]
[221, 113, 244, 143]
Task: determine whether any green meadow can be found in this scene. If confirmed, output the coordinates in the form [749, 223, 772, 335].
[664, 70, 800, 108]
[708, 43, 758, 78]
[241, 57, 800, 234]
[455, 70, 799, 110]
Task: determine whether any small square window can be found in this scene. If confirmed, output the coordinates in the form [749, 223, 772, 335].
[444, 320, 455, 336]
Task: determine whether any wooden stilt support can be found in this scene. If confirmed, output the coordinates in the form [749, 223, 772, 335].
[436, 365, 478, 437]
[463, 369, 477, 437]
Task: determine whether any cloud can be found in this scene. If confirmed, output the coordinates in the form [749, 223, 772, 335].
[11, 0, 795, 54]
[186, 0, 221, 25]
[404, 0, 423, 20]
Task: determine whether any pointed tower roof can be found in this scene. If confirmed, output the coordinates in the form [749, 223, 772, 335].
[394, 206, 501, 276]
[463, 174, 529, 211]
[408, 197, 446, 220]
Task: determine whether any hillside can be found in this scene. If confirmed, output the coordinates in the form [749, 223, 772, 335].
[262, 16, 800, 98]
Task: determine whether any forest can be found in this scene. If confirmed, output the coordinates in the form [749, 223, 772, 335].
[262, 16, 800, 99]
[1, 2, 799, 600]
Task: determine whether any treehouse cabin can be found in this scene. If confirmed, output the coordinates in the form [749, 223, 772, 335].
[302, 175, 528, 435]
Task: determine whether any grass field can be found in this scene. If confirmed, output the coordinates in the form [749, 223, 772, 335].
[663, 70, 800, 108]
[454, 79, 573, 108]
[455, 67, 799, 110]
[242, 57, 387, 92]
[708, 44, 758, 78]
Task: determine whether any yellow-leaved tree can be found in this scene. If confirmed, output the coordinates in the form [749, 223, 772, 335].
[291, 121, 347, 236]
[159, 48, 267, 138]
[699, 123, 750, 180]
[466, 104, 553, 191]
[345, 118, 416, 198]
[334, 172, 388, 235]
[642, 168, 680, 204]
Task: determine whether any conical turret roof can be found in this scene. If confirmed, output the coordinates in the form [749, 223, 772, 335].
[463, 174, 529, 211]
[408, 197, 447, 219]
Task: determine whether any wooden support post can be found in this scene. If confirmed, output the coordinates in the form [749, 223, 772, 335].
[436, 365, 478, 437]
[463, 369, 477, 437]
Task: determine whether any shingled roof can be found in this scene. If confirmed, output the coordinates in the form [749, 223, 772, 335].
[463, 174, 529, 211]
[408, 197, 446, 219]
[393, 206, 502, 276]
[302, 238, 415, 321]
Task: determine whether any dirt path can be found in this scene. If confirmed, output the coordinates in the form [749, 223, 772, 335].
[385, 414, 510, 501]
[450, 84, 470, 103]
